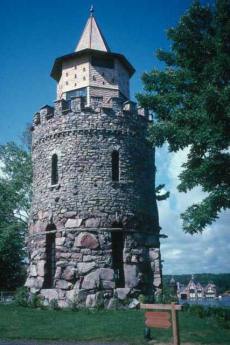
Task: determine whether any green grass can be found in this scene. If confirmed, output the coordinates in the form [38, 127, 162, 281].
[0, 304, 229, 344]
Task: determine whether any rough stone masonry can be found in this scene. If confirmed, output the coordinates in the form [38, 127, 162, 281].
[25, 9, 162, 308]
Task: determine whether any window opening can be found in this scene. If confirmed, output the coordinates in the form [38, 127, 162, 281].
[51, 154, 58, 185]
[112, 150, 119, 181]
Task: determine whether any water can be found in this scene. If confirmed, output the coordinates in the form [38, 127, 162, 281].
[179, 296, 230, 308]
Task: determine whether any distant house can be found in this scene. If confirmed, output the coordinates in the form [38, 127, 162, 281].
[177, 275, 217, 300]
[196, 282, 204, 298]
[205, 283, 217, 299]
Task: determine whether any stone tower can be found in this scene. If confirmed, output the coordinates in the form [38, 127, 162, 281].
[26, 8, 162, 308]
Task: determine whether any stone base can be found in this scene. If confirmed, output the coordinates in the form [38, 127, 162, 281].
[26, 229, 162, 308]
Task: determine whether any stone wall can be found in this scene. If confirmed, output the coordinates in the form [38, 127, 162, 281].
[26, 98, 162, 307]
[26, 229, 161, 308]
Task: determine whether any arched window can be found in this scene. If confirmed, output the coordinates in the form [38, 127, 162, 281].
[112, 150, 119, 181]
[44, 225, 56, 289]
[111, 230, 125, 288]
[51, 154, 58, 185]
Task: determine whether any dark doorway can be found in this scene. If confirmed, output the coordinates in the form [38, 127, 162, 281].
[44, 225, 56, 288]
[111, 231, 125, 288]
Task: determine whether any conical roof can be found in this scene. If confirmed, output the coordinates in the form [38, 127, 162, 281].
[75, 8, 110, 52]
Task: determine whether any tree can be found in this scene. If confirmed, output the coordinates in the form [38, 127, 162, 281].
[0, 129, 32, 289]
[137, 0, 230, 234]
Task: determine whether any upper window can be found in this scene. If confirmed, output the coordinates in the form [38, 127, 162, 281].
[66, 87, 87, 100]
[92, 56, 114, 69]
[112, 150, 119, 181]
[51, 154, 58, 185]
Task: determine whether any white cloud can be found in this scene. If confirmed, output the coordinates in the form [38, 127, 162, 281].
[0, 160, 5, 178]
[156, 146, 230, 275]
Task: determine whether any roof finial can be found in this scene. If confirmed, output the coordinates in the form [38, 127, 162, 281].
[90, 5, 94, 16]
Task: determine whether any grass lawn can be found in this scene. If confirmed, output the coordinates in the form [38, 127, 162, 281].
[0, 304, 229, 344]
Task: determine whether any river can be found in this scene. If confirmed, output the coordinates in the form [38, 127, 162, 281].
[179, 295, 230, 308]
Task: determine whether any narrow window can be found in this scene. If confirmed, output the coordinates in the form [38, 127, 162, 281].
[51, 154, 58, 185]
[112, 150, 119, 181]
[44, 225, 56, 288]
[111, 231, 125, 288]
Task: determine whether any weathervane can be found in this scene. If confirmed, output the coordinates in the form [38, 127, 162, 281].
[90, 5, 94, 16]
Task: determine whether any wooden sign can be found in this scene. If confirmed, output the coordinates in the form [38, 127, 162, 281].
[145, 311, 171, 329]
[140, 303, 182, 345]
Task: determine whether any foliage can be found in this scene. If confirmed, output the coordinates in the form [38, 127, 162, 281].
[49, 299, 60, 310]
[0, 141, 32, 223]
[15, 287, 44, 308]
[185, 304, 230, 329]
[155, 284, 177, 304]
[0, 222, 26, 289]
[68, 298, 80, 311]
[28, 293, 44, 309]
[0, 304, 230, 344]
[138, 294, 154, 304]
[0, 129, 32, 289]
[155, 184, 170, 201]
[15, 287, 29, 307]
[137, 0, 230, 234]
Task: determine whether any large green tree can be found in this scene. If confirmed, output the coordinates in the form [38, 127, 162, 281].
[137, 0, 230, 234]
[0, 135, 32, 289]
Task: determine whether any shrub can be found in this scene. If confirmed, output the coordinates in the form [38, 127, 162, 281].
[15, 287, 29, 307]
[138, 294, 154, 304]
[28, 293, 43, 308]
[49, 299, 59, 310]
[189, 305, 206, 318]
[68, 299, 79, 311]
[184, 303, 230, 329]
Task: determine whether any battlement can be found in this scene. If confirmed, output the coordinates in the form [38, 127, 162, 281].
[32, 97, 149, 128]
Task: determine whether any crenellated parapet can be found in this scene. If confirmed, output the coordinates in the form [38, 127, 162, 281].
[32, 97, 149, 130]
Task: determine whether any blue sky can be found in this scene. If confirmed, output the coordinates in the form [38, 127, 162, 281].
[0, 0, 229, 274]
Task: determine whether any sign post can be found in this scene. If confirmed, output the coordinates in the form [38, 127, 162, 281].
[140, 303, 182, 345]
